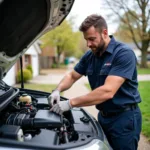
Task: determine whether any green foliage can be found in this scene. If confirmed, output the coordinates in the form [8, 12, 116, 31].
[74, 49, 85, 59]
[17, 69, 32, 83]
[26, 64, 33, 75]
[40, 19, 82, 61]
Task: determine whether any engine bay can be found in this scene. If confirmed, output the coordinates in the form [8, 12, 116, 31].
[0, 85, 102, 148]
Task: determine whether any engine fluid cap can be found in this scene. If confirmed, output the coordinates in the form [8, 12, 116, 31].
[24, 134, 32, 141]
[19, 94, 32, 103]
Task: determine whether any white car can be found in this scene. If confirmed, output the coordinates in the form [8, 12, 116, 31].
[0, 0, 112, 149]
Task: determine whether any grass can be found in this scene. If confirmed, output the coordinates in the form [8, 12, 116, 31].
[15, 83, 64, 96]
[85, 84, 91, 90]
[138, 68, 150, 75]
[137, 64, 150, 75]
[15, 83, 58, 94]
[85, 81, 150, 141]
[138, 81, 150, 140]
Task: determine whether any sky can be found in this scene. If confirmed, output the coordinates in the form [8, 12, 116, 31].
[67, 0, 118, 34]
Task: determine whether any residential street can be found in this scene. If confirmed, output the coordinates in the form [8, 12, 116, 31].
[29, 66, 150, 150]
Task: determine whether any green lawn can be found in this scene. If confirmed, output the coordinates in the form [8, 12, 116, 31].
[85, 81, 150, 140]
[137, 64, 150, 75]
[15, 83, 64, 96]
[138, 68, 150, 75]
[85, 84, 91, 90]
[138, 81, 150, 140]
[15, 83, 57, 93]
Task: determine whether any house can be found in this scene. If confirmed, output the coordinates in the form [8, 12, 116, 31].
[3, 41, 41, 86]
[39, 39, 67, 69]
[40, 45, 56, 69]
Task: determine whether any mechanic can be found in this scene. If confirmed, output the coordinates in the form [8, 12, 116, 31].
[49, 14, 142, 150]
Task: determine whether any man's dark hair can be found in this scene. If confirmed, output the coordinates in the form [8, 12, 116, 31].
[79, 14, 108, 33]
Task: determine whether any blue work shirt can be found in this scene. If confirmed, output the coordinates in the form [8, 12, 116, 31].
[74, 36, 141, 112]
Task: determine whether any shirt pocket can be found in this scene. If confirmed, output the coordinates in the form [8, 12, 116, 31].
[99, 66, 111, 75]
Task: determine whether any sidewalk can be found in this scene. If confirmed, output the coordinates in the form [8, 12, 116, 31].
[138, 74, 150, 81]
[29, 68, 150, 150]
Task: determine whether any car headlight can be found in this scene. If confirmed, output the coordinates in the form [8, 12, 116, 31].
[68, 139, 111, 150]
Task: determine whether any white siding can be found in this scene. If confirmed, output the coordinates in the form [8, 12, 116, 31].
[31, 54, 39, 77]
[3, 66, 16, 86]
[26, 45, 39, 77]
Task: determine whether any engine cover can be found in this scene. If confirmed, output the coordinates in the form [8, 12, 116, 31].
[34, 110, 63, 128]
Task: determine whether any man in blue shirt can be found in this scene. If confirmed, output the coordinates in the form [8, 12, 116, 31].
[49, 14, 142, 150]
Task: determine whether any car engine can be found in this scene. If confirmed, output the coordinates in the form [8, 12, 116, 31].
[0, 87, 99, 147]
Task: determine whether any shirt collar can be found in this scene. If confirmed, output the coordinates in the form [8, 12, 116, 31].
[105, 35, 116, 54]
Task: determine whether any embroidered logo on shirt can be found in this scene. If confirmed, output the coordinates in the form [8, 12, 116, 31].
[104, 63, 111, 66]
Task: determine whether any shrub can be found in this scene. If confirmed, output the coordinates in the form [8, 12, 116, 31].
[17, 69, 32, 83]
[51, 63, 57, 68]
[26, 64, 33, 75]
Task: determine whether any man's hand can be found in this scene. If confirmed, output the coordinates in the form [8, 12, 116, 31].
[50, 100, 72, 115]
[48, 90, 60, 107]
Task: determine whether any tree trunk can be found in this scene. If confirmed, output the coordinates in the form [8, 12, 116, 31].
[140, 41, 149, 68]
[56, 46, 61, 68]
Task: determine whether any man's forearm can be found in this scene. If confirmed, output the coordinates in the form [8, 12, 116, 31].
[55, 73, 75, 92]
[69, 75, 125, 107]
[70, 85, 113, 107]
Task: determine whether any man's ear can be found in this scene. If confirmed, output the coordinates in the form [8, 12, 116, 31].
[102, 29, 108, 39]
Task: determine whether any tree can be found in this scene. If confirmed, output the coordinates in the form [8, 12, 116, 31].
[114, 11, 141, 43]
[103, 0, 150, 68]
[40, 19, 81, 65]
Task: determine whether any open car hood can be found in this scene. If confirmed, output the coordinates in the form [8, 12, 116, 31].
[0, 0, 74, 79]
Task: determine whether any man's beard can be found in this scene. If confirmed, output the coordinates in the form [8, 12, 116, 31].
[91, 39, 105, 57]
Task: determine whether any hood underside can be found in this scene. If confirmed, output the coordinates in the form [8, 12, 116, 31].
[0, 0, 74, 79]
[0, 0, 49, 57]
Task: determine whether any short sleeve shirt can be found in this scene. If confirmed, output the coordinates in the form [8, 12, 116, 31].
[74, 36, 141, 112]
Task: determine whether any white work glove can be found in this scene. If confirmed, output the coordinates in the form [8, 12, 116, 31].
[48, 90, 60, 107]
[50, 100, 72, 115]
